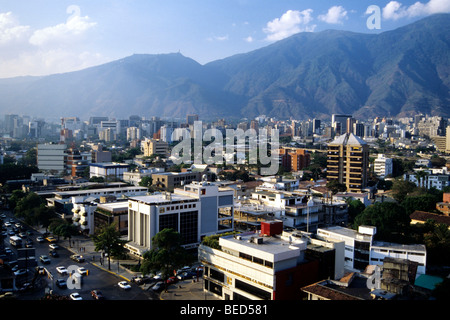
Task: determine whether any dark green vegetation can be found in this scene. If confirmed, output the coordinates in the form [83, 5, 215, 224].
[0, 14, 448, 120]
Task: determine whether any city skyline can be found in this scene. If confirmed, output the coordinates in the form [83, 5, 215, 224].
[0, 0, 449, 78]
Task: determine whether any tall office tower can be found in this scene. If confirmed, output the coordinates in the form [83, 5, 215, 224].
[326, 133, 369, 193]
[312, 119, 321, 134]
[331, 114, 352, 135]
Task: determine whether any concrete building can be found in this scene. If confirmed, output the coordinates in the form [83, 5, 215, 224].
[152, 171, 202, 191]
[326, 133, 369, 193]
[141, 138, 169, 157]
[198, 221, 339, 300]
[279, 147, 311, 172]
[373, 154, 393, 178]
[37, 143, 67, 174]
[126, 181, 235, 256]
[89, 162, 130, 181]
[316, 226, 427, 276]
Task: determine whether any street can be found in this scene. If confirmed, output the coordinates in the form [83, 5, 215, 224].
[1, 210, 157, 300]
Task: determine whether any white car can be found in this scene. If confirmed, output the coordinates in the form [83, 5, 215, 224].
[4, 222, 11, 227]
[49, 244, 59, 250]
[69, 293, 83, 300]
[56, 266, 68, 275]
[118, 281, 131, 290]
[77, 267, 87, 275]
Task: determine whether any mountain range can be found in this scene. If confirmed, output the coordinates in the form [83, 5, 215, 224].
[0, 14, 449, 122]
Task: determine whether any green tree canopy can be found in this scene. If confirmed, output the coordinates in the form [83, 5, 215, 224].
[353, 202, 410, 242]
[140, 228, 193, 279]
[91, 223, 129, 270]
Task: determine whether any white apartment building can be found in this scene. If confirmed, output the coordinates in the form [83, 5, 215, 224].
[373, 154, 393, 178]
[316, 226, 427, 276]
[126, 181, 234, 256]
[198, 221, 344, 300]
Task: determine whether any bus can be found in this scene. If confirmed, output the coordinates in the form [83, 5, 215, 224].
[10, 235, 22, 248]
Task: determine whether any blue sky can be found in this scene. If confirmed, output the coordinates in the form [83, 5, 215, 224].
[0, 0, 449, 78]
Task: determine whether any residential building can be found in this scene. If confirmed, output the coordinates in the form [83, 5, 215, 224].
[141, 138, 169, 157]
[326, 133, 370, 193]
[126, 181, 234, 256]
[373, 154, 393, 178]
[37, 143, 67, 174]
[91, 144, 112, 163]
[279, 147, 310, 172]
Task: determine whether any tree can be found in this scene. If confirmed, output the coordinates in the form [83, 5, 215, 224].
[391, 179, 417, 203]
[91, 223, 129, 270]
[50, 219, 79, 243]
[402, 194, 441, 215]
[346, 199, 366, 224]
[140, 228, 192, 282]
[326, 180, 347, 194]
[353, 202, 410, 242]
[423, 221, 450, 265]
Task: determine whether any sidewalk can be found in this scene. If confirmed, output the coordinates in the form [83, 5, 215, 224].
[159, 278, 220, 300]
[58, 234, 140, 282]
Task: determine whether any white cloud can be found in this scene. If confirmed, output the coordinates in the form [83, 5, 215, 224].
[207, 34, 229, 42]
[383, 0, 450, 20]
[244, 36, 254, 43]
[0, 12, 30, 45]
[0, 7, 102, 78]
[318, 6, 348, 24]
[29, 13, 96, 46]
[264, 9, 316, 42]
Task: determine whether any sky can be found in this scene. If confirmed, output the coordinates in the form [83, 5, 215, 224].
[0, 0, 449, 78]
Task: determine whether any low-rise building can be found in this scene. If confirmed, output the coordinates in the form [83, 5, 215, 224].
[126, 181, 235, 256]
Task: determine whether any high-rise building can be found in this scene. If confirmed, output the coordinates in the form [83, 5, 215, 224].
[331, 114, 352, 135]
[279, 147, 311, 172]
[37, 143, 67, 174]
[326, 133, 369, 193]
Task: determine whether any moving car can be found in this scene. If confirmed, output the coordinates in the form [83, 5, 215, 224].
[77, 267, 87, 275]
[56, 279, 67, 289]
[69, 292, 82, 300]
[49, 244, 59, 250]
[70, 254, 85, 263]
[46, 236, 57, 243]
[39, 255, 51, 264]
[56, 266, 68, 275]
[118, 281, 131, 290]
[36, 236, 45, 243]
[91, 290, 104, 300]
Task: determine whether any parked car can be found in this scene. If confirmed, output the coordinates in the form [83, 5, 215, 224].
[91, 290, 104, 300]
[56, 279, 67, 289]
[14, 269, 28, 276]
[56, 266, 68, 275]
[177, 271, 197, 280]
[166, 276, 178, 284]
[39, 255, 51, 264]
[151, 281, 164, 292]
[69, 292, 82, 300]
[118, 281, 131, 290]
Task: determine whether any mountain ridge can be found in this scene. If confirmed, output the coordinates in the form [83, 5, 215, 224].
[0, 14, 449, 121]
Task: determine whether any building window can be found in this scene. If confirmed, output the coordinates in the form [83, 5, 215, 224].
[159, 213, 178, 232]
[180, 211, 198, 245]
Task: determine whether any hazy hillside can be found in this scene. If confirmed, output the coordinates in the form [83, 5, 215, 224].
[0, 14, 448, 121]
